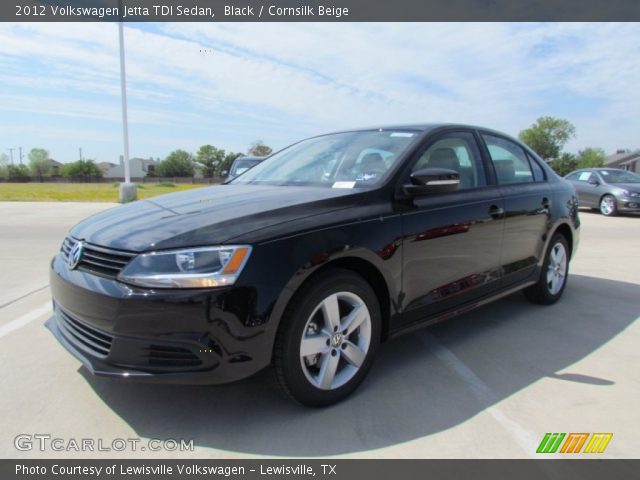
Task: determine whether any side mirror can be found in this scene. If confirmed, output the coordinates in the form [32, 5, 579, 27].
[403, 168, 460, 195]
[588, 178, 599, 186]
[221, 170, 229, 177]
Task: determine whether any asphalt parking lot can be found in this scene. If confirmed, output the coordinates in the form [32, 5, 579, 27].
[0, 201, 638, 459]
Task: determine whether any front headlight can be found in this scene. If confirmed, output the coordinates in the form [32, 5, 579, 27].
[117, 246, 252, 288]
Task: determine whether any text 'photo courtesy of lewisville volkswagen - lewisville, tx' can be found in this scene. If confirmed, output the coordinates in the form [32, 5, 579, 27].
[1, 1, 639, 479]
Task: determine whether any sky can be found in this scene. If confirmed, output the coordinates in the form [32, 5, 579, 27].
[0, 22, 638, 164]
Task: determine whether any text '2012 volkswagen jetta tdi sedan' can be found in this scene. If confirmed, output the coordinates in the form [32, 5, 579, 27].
[49, 124, 580, 406]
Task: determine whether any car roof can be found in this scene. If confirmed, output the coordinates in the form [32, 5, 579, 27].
[576, 167, 627, 172]
[317, 124, 528, 145]
[327, 123, 505, 134]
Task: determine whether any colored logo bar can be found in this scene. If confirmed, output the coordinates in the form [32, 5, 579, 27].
[537, 433, 613, 454]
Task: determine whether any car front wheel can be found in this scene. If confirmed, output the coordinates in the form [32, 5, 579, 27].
[600, 194, 618, 216]
[273, 269, 381, 407]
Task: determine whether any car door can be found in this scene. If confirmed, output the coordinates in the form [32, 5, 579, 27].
[565, 171, 587, 206]
[399, 130, 505, 327]
[480, 133, 552, 286]
[583, 171, 605, 207]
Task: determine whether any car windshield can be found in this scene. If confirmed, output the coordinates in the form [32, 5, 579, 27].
[599, 169, 640, 184]
[230, 130, 420, 187]
[231, 158, 262, 176]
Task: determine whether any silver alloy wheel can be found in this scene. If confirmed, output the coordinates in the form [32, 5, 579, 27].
[546, 242, 568, 295]
[299, 291, 372, 390]
[600, 196, 615, 215]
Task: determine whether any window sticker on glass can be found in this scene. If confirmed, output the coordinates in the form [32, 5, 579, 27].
[332, 181, 356, 189]
[579, 172, 591, 181]
[390, 132, 415, 137]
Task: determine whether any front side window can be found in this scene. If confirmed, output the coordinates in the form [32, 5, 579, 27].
[410, 132, 486, 190]
[231, 130, 419, 187]
[483, 134, 534, 185]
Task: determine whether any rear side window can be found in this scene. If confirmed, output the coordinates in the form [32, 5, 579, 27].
[526, 153, 546, 182]
[482, 134, 534, 185]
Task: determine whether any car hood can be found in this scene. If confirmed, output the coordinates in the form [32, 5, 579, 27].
[610, 183, 640, 192]
[70, 184, 362, 252]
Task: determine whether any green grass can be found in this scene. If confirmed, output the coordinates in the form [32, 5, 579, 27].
[0, 182, 208, 202]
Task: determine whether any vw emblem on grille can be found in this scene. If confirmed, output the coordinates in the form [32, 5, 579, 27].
[68, 241, 84, 270]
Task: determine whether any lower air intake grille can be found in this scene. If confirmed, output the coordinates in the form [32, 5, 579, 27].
[57, 307, 113, 358]
[147, 345, 203, 368]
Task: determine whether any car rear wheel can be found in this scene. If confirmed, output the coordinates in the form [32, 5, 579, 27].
[524, 234, 569, 305]
[600, 194, 618, 216]
[273, 269, 381, 407]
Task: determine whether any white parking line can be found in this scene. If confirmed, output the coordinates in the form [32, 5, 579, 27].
[0, 302, 52, 339]
[418, 332, 538, 457]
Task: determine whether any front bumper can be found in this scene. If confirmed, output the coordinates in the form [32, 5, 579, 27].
[618, 197, 640, 212]
[48, 254, 274, 384]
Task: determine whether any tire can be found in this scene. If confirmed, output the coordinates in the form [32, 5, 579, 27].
[273, 269, 381, 407]
[599, 194, 618, 216]
[524, 234, 570, 305]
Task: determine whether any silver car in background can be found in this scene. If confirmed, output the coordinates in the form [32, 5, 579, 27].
[565, 168, 640, 216]
[225, 156, 266, 181]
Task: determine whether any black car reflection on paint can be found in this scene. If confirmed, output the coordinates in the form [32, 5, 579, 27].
[48, 124, 580, 406]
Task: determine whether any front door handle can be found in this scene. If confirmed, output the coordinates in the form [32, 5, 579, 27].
[539, 197, 551, 214]
[489, 205, 505, 218]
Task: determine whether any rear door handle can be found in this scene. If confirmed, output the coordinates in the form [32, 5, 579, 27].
[489, 205, 504, 218]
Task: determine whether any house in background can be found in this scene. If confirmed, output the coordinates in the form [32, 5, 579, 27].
[47, 159, 63, 176]
[97, 162, 117, 176]
[606, 150, 640, 173]
[104, 156, 157, 178]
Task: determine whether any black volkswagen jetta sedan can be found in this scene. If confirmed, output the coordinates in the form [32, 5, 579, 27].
[49, 124, 580, 406]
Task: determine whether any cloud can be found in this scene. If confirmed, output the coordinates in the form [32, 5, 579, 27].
[0, 22, 638, 163]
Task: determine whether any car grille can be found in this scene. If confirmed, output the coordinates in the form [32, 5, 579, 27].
[147, 345, 203, 368]
[61, 237, 136, 279]
[57, 307, 113, 358]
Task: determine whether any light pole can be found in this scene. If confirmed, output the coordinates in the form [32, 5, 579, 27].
[7, 148, 14, 165]
[117, 0, 136, 202]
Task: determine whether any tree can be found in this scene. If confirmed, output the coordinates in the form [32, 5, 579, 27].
[219, 151, 243, 177]
[0, 153, 8, 179]
[549, 153, 578, 177]
[60, 159, 103, 179]
[576, 147, 606, 169]
[195, 145, 225, 178]
[156, 150, 195, 177]
[248, 140, 272, 157]
[28, 148, 52, 180]
[7, 164, 31, 181]
[518, 117, 576, 161]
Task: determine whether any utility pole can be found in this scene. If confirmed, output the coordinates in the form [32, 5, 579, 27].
[7, 148, 14, 164]
[19, 147, 23, 164]
[79, 147, 82, 161]
[117, 0, 136, 203]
